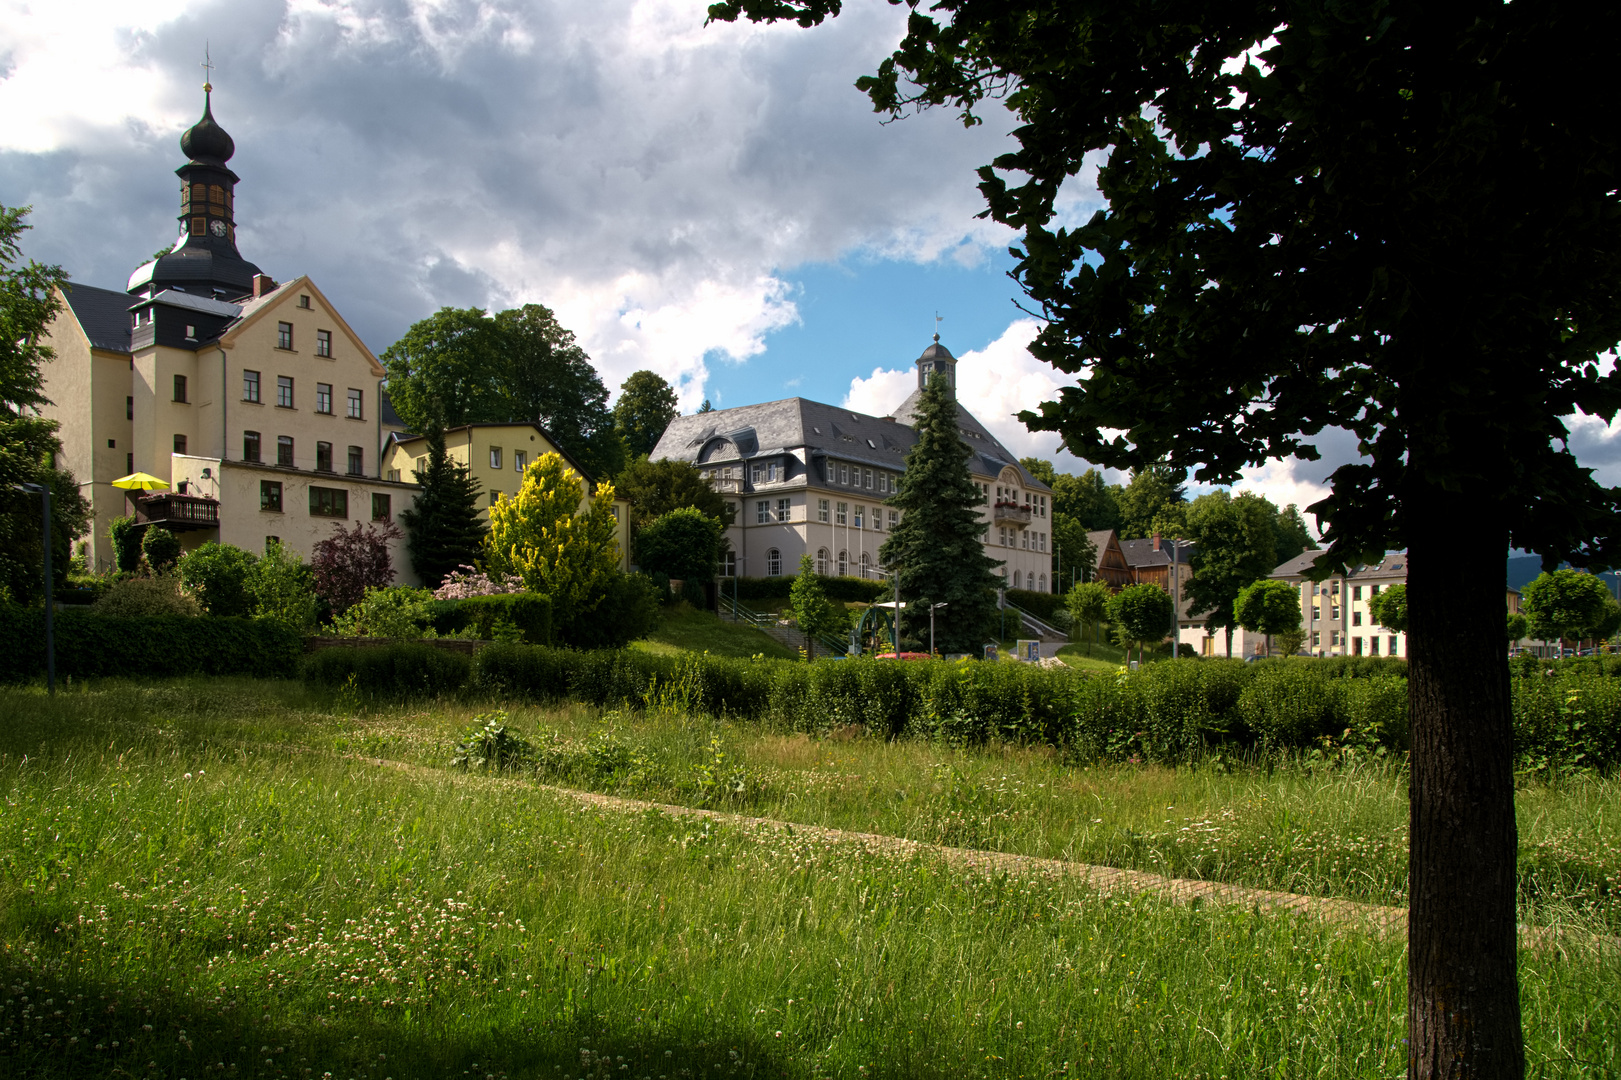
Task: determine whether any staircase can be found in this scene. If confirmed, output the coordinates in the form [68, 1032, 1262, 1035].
[717, 596, 846, 656]
[1000, 597, 1070, 645]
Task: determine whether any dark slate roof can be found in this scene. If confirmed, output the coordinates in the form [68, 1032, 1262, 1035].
[1270, 548, 1403, 579]
[888, 386, 1049, 490]
[379, 390, 406, 432]
[653, 393, 1051, 491]
[1120, 537, 1193, 569]
[60, 282, 133, 353]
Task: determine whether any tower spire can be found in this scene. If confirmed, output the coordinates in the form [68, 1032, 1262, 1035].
[201, 43, 214, 94]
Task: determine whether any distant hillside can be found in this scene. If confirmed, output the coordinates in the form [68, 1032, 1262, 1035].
[1506, 554, 1554, 592]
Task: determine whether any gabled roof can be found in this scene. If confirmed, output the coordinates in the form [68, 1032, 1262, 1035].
[58, 282, 133, 354]
[1270, 548, 1402, 580]
[220, 276, 383, 376]
[388, 422, 599, 487]
[1120, 537, 1193, 569]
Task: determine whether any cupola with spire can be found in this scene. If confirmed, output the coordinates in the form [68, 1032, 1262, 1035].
[127, 68, 264, 302]
[915, 333, 957, 396]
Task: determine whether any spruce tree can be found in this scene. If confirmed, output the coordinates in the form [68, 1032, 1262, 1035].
[879, 373, 1002, 652]
[399, 427, 488, 590]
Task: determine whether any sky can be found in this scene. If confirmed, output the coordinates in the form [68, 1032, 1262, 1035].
[4, 0, 1619, 535]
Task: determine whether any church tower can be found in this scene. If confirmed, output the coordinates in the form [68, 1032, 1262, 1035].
[915, 333, 957, 396]
[126, 81, 264, 301]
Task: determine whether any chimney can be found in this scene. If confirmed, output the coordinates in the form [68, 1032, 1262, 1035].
[1153, 533, 1161, 551]
[252, 274, 277, 298]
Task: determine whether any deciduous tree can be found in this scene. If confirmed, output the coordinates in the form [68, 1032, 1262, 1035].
[492, 304, 624, 479]
[1185, 491, 1282, 657]
[614, 456, 736, 533]
[312, 520, 402, 615]
[614, 370, 680, 459]
[705, 4, 1621, 1070]
[1522, 570, 1613, 651]
[790, 553, 845, 658]
[1106, 581, 1173, 665]
[379, 307, 502, 434]
[1235, 580, 1303, 659]
[1371, 584, 1410, 635]
[1066, 579, 1111, 656]
[636, 507, 723, 584]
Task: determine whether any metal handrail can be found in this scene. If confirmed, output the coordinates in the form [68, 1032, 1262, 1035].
[1003, 599, 1068, 640]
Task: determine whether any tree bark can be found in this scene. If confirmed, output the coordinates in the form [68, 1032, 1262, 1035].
[1406, 494, 1524, 1079]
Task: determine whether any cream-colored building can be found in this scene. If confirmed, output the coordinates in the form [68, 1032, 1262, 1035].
[38, 90, 417, 579]
[1268, 550, 1409, 658]
[381, 423, 632, 571]
[649, 338, 1057, 589]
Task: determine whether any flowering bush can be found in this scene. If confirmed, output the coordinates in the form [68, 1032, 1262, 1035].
[433, 564, 525, 600]
[312, 520, 402, 614]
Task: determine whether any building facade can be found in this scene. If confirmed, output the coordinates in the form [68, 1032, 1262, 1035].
[381, 423, 632, 571]
[1268, 550, 1409, 657]
[38, 89, 416, 577]
[650, 339, 1056, 589]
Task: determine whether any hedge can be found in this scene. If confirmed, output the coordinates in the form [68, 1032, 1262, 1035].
[724, 575, 888, 604]
[0, 606, 303, 682]
[431, 593, 553, 645]
[301, 641, 471, 698]
[1006, 588, 1065, 620]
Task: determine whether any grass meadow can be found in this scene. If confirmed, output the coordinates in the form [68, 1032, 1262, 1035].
[0, 679, 1616, 1079]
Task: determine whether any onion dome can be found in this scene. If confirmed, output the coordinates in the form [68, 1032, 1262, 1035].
[180, 90, 235, 164]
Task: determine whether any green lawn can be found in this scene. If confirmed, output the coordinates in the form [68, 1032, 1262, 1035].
[0, 681, 1615, 1078]
[630, 602, 796, 660]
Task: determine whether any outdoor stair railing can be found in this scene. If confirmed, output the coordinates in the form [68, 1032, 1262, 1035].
[1001, 598, 1069, 641]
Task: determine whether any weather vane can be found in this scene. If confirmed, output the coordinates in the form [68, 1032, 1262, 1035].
[201, 44, 214, 93]
[934, 311, 944, 342]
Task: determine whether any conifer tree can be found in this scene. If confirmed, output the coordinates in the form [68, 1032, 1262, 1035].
[878, 373, 1001, 652]
[399, 427, 487, 590]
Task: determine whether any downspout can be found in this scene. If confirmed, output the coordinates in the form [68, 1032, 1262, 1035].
[219, 346, 227, 496]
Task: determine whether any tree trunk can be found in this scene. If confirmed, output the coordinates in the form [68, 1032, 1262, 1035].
[1406, 496, 1524, 1079]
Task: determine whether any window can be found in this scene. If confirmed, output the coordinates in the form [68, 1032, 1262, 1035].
[1330, 580, 1341, 596]
[775, 498, 790, 522]
[260, 480, 282, 512]
[1039, 532, 1047, 553]
[489, 491, 501, 507]
[243, 370, 260, 402]
[277, 376, 294, 408]
[316, 442, 333, 472]
[854, 505, 864, 528]
[872, 510, 883, 532]
[817, 498, 829, 523]
[1353, 611, 1363, 626]
[1014, 570, 1022, 589]
[757, 500, 770, 524]
[1352, 585, 1362, 601]
[265, 536, 281, 552]
[316, 383, 333, 414]
[490, 447, 503, 469]
[299, 294, 311, 309]
[878, 473, 888, 494]
[309, 486, 348, 517]
[277, 436, 294, 467]
[751, 462, 764, 485]
[243, 430, 261, 462]
[277, 321, 294, 350]
[863, 468, 872, 489]
[1311, 582, 1320, 595]
[316, 330, 332, 357]
[1312, 630, 1320, 648]
[1353, 636, 1364, 656]
[835, 502, 847, 526]
[1371, 584, 1382, 596]
[766, 549, 781, 577]
[1369, 636, 1381, 656]
[172, 434, 187, 455]
[1331, 604, 1341, 620]
[127, 452, 134, 473]
[1021, 530, 1029, 550]
[1039, 573, 1047, 593]
[838, 550, 848, 576]
[999, 526, 1009, 546]
[1312, 604, 1320, 622]
[514, 449, 527, 472]
[839, 464, 849, 485]
[387, 469, 401, 482]
[347, 445, 363, 476]
[719, 550, 736, 577]
[126, 396, 133, 420]
[889, 509, 898, 529]
[347, 388, 363, 419]
[172, 374, 188, 403]
[817, 548, 829, 575]
[107, 438, 115, 449]
[371, 493, 391, 521]
[1389, 635, 1399, 655]
[185, 324, 196, 340]
[860, 552, 871, 574]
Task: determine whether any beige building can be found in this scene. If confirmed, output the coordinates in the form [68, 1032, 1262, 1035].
[650, 338, 1057, 589]
[38, 90, 417, 578]
[382, 423, 632, 571]
[1268, 550, 1409, 657]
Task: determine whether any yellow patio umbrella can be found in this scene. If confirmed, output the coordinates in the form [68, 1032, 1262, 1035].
[111, 472, 169, 515]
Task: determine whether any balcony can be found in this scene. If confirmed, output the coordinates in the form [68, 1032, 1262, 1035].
[135, 492, 220, 531]
[992, 501, 1032, 526]
[708, 476, 744, 494]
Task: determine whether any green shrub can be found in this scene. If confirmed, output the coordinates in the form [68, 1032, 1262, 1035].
[177, 542, 259, 617]
[108, 515, 141, 574]
[301, 642, 470, 698]
[330, 586, 440, 638]
[91, 574, 202, 617]
[1237, 663, 1337, 748]
[448, 593, 554, 644]
[249, 542, 319, 630]
[727, 575, 886, 603]
[450, 710, 534, 771]
[563, 572, 661, 650]
[141, 526, 181, 573]
[0, 607, 301, 682]
[1334, 675, 1410, 751]
[1006, 588, 1065, 620]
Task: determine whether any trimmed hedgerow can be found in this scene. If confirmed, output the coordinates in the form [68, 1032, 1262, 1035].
[0, 606, 302, 682]
[435, 593, 553, 645]
[726, 575, 888, 604]
[301, 641, 471, 699]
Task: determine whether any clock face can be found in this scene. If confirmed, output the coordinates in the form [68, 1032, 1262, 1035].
[210, 220, 227, 237]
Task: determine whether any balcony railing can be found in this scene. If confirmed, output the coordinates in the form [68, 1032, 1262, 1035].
[135, 492, 220, 530]
[992, 501, 1032, 526]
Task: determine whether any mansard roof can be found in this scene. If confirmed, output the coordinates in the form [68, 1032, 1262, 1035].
[653, 394, 1051, 490]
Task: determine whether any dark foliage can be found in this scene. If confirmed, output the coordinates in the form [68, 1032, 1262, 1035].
[0, 607, 301, 682]
[399, 427, 487, 590]
[300, 641, 470, 699]
[312, 520, 402, 614]
[431, 593, 553, 645]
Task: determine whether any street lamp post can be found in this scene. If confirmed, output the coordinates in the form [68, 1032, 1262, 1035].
[925, 601, 948, 656]
[15, 483, 54, 696]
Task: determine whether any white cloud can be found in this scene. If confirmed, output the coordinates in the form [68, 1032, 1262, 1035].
[0, 0, 1024, 403]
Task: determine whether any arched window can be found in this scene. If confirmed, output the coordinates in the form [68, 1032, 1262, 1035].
[766, 548, 781, 577]
[816, 548, 829, 575]
[1013, 570, 1022, 589]
[838, 550, 848, 576]
[859, 552, 871, 572]
[1039, 572, 1048, 593]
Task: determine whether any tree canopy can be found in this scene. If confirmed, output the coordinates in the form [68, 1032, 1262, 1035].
[615, 370, 680, 460]
[614, 456, 736, 534]
[1233, 579, 1302, 657]
[703, 4, 1621, 1070]
[1106, 581, 1173, 664]
[1114, 465, 1186, 541]
[1184, 490, 1303, 656]
[381, 304, 622, 478]
[636, 507, 723, 584]
[1522, 570, 1615, 647]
